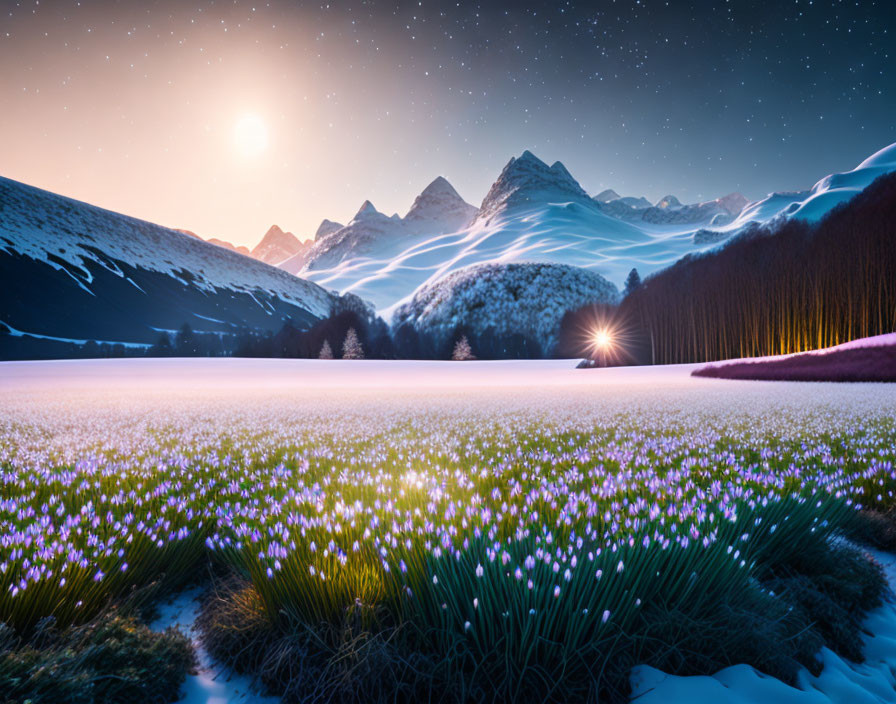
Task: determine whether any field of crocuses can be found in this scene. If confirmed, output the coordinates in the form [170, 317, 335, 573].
[2, 360, 895, 702]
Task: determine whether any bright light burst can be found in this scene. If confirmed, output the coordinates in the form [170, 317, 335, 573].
[593, 328, 613, 350]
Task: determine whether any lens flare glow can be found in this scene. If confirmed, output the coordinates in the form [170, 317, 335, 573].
[593, 329, 613, 350]
[234, 114, 269, 157]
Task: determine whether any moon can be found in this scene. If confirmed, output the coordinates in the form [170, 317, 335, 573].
[234, 114, 268, 157]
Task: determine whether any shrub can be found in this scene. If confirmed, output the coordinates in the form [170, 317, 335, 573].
[199, 576, 453, 704]
[0, 611, 194, 704]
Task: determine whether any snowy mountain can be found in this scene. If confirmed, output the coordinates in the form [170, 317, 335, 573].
[475, 150, 592, 223]
[640, 192, 748, 225]
[392, 262, 619, 354]
[617, 196, 653, 210]
[282, 177, 478, 276]
[250, 224, 309, 266]
[299, 201, 406, 272]
[290, 143, 896, 315]
[729, 142, 896, 226]
[314, 219, 344, 241]
[655, 195, 682, 209]
[404, 176, 478, 231]
[294, 151, 675, 312]
[593, 190, 747, 226]
[0, 176, 335, 359]
[594, 189, 621, 203]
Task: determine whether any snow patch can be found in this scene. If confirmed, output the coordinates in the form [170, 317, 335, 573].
[150, 588, 279, 704]
[630, 549, 896, 704]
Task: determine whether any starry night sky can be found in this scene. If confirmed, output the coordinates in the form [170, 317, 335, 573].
[1, 0, 893, 246]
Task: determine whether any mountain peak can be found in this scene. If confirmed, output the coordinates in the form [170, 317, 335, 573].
[517, 149, 542, 164]
[419, 175, 460, 198]
[250, 224, 303, 264]
[476, 150, 591, 220]
[594, 189, 621, 203]
[404, 176, 477, 229]
[353, 200, 379, 220]
[314, 218, 344, 241]
[716, 192, 748, 215]
[254, 224, 299, 249]
[550, 161, 574, 180]
[656, 195, 682, 209]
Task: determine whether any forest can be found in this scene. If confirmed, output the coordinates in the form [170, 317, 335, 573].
[612, 172, 896, 364]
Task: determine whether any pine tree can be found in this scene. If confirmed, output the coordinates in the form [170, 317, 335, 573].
[318, 340, 334, 359]
[342, 328, 364, 359]
[452, 335, 475, 361]
[623, 268, 642, 298]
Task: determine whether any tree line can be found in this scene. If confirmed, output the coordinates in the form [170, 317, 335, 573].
[612, 172, 896, 364]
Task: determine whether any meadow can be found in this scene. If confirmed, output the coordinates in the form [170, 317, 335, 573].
[1, 359, 895, 703]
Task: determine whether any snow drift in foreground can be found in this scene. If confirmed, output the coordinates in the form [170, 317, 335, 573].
[631, 549, 896, 704]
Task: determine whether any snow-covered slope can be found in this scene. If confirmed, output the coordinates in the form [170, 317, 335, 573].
[295, 151, 704, 312]
[392, 262, 619, 354]
[0, 176, 334, 358]
[282, 177, 479, 279]
[731, 142, 896, 227]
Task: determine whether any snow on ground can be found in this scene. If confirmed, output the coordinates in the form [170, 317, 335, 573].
[151, 587, 280, 704]
[0, 356, 705, 394]
[631, 550, 896, 704]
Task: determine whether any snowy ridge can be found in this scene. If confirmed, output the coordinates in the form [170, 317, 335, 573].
[731, 142, 896, 227]
[392, 261, 618, 353]
[290, 143, 896, 314]
[640, 192, 748, 225]
[285, 177, 479, 278]
[0, 176, 333, 317]
[594, 190, 748, 226]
